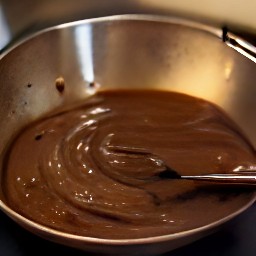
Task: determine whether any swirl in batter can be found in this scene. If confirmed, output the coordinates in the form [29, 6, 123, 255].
[3, 90, 256, 239]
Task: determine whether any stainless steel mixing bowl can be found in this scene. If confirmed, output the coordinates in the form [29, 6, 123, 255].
[0, 15, 255, 256]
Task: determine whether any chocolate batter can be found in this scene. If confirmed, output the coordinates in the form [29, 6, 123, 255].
[2, 90, 256, 239]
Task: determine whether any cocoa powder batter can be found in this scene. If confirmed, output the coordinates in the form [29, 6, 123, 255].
[2, 90, 256, 239]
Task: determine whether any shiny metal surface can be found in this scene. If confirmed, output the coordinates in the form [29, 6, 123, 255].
[181, 173, 256, 186]
[224, 30, 256, 63]
[2, 0, 256, 53]
[0, 0, 232, 52]
[0, 15, 256, 255]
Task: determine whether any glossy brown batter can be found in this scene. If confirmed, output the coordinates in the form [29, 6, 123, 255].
[2, 90, 256, 239]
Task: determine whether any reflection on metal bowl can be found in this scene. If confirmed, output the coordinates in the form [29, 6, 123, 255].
[0, 15, 255, 256]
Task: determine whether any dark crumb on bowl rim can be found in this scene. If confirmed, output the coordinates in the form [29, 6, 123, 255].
[55, 77, 65, 93]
